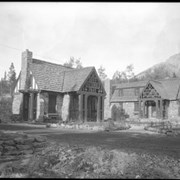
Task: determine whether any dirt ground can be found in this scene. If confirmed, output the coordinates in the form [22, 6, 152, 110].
[1, 123, 180, 159]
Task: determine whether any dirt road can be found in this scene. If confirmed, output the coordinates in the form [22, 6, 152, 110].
[1, 123, 180, 158]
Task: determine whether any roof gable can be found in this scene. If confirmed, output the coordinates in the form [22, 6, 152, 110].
[139, 78, 180, 100]
[140, 82, 162, 99]
[79, 68, 106, 95]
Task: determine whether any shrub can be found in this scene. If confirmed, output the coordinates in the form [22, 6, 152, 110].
[0, 97, 12, 123]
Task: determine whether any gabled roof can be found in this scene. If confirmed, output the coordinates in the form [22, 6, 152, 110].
[62, 67, 95, 92]
[29, 58, 96, 93]
[146, 78, 180, 100]
[111, 78, 180, 103]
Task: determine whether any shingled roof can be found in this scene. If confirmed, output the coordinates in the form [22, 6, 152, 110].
[148, 78, 180, 100]
[29, 58, 95, 93]
[111, 78, 180, 103]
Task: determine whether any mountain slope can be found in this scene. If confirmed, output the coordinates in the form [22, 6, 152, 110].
[135, 53, 180, 80]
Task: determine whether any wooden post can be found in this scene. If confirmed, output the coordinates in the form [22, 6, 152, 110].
[139, 99, 141, 118]
[28, 93, 34, 120]
[79, 94, 83, 122]
[102, 96, 104, 121]
[160, 99, 163, 119]
[142, 100, 145, 118]
[97, 96, 101, 122]
[156, 99, 158, 119]
[84, 94, 88, 122]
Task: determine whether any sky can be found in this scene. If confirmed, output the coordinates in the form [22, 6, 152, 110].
[1, 2, 180, 79]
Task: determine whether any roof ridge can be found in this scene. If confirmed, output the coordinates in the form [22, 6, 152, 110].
[66, 66, 94, 72]
[32, 58, 74, 69]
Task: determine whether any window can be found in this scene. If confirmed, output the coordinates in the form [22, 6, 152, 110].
[134, 88, 140, 96]
[119, 89, 123, 96]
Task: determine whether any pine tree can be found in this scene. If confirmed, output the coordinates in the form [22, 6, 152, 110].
[7, 63, 16, 96]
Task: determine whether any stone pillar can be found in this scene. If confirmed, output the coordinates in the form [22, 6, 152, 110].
[62, 94, 70, 122]
[84, 94, 88, 122]
[36, 93, 40, 120]
[78, 94, 83, 121]
[97, 96, 101, 122]
[28, 93, 34, 120]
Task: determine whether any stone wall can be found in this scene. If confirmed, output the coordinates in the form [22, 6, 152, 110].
[103, 79, 112, 120]
[20, 49, 32, 90]
[123, 102, 137, 119]
[0, 131, 47, 162]
[56, 94, 64, 119]
[12, 93, 23, 114]
[62, 94, 70, 122]
[168, 100, 179, 119]
[69, 93, 79, 121]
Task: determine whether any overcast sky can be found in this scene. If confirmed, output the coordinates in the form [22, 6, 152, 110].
[1, 2, 180, 79]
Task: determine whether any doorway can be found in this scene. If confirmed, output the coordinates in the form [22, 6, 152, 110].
[87, 95, 97, 121]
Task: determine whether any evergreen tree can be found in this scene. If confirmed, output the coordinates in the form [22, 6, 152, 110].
[7, 63, 16, 96]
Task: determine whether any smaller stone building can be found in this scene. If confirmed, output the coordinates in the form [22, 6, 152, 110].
[12, 50, 106, 123]
[110, 78, 180, 120]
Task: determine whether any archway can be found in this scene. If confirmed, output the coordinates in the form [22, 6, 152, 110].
[144, 100, 156, 118]
[87, 95, 98, 122]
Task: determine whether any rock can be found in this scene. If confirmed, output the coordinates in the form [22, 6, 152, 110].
[34, 136, 46, 143]
[3, 140, 15, 146]
[0, 141, 3, 145]
[21, 149, 34, 155]
[3, 145, 17, 152]
[14, 137, 25, 144]
[0, 145, 3, 152]
[23, 137, 36, 145]
[3, 150, 22, 156]
[16, 144, 32, 150]
[33, 142, 46, 148]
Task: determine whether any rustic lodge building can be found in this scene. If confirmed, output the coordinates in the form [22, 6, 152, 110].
[110, 78, 180, 120]
[12, 49, 106, 123]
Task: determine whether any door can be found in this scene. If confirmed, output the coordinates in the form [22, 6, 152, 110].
[87, 95, 97, 121]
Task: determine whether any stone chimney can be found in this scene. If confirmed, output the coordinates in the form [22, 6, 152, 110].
[20, 49, 33, 90]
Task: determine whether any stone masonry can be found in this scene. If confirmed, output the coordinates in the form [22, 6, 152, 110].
[0, 131, 47, 163]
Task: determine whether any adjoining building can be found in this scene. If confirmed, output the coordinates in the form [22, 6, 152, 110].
[12, 49, 106, 123]
[110, 78, 180, 120]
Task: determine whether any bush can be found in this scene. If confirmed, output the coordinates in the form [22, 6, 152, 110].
[104, 119, 130, 131]
[0, 97, 12, 123]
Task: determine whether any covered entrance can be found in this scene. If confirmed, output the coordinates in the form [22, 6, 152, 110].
[77, 70, 106, 122]
[21, 90, 38, 121]
[87, 95, 98, 121]
[139, 82, 168, 119]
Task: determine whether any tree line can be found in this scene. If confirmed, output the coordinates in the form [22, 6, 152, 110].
[0, 63, 16, 97]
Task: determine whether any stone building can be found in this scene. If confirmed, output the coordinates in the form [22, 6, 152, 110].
[12, 49, 106, 123]
[110, 78, 180, 120]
